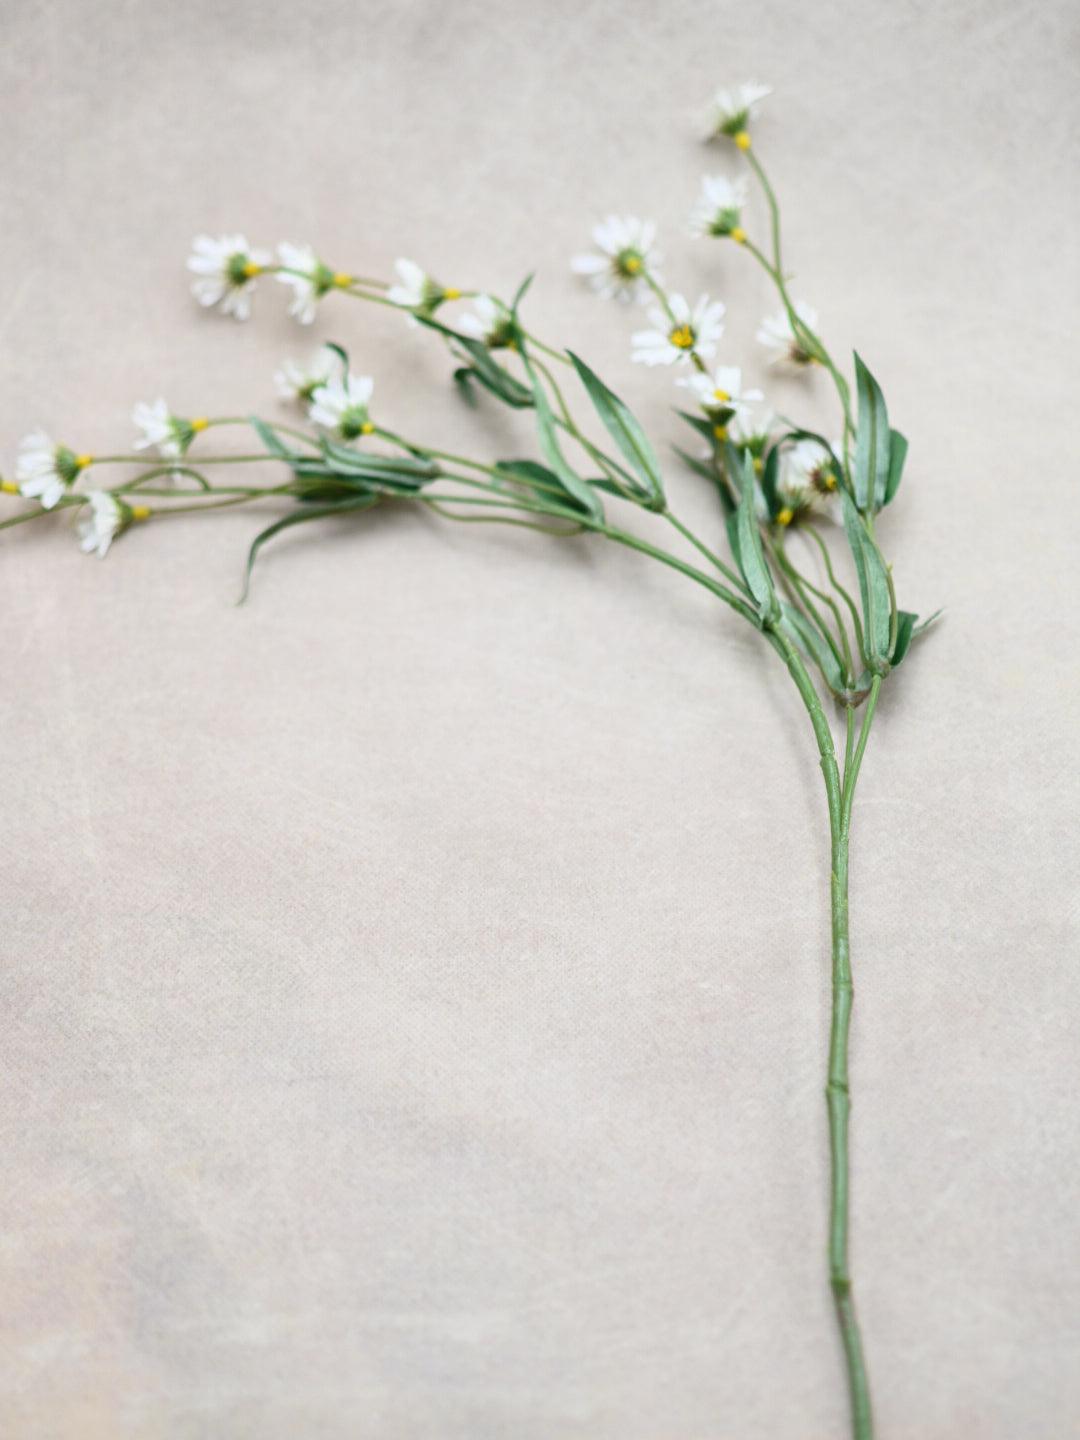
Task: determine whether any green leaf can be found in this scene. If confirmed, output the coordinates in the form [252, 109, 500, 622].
[727, 444, 777, 624]
[853, 353, 891, 512]
[675, 408, 720, 444]
[890, 610, 918, 668]
[673, 443, 724, 487]
[414, 313, 534, 408]
[566, 352, 665, 507]
[914, 608, 942, 636]
[840, 488, 892, 669]
[519, 360, 604, 522]
[778, 602, 845, 693]
[323, 341, 350, 375]
[509, 271, 535, 316]
[452, 367, 479, 408]
[883, 428, 908, 507]
[249, 416, 295, 461]
[760, 445, 781, 521]
[316, 440, 440, 493]
[240, 497, 379, 601]
[456, 357, 534, 409]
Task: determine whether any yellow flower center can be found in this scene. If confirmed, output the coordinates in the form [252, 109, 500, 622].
[75, 453, 93, 470]
[669, 324, 695, 350]
[191, 416, 209, 432]
[241, 261, 262, 278]
[1, 479, 19, 494]
[332, 271, 353, 287]
[360, 421, 375, 435]
[777, 506, 794, 527]
[623, 255, 642, 274]
[734, 130, 751, 151]
[443, 287, 461, 300]
[131, 505, 151, 522]
[713, 424, 727, 440]
[730, 226, 747, 244]
[753, 457, 764, 475]
[821, 470, 838, 491]
[712, 388, 731, 403]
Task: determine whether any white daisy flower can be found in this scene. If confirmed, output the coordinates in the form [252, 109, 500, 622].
[571, 216, 660, 302]
[631, 293, 725, 367]
[757, 301, 820, 368]
[457, 294, 515, 349]
[187, 234, 271, 320]
[308, 374, 375, 441]
[689, 174, 750, 239]
[16, 430, 89, 510]
[679, 364, 763, 421]
[275, 242, 344, 324]
[274, 346, 338, 404]
[132, 398, 207, 458]
[76, 491, 125, 558]
[387, 258, 459, 313]
[707, 82, 771, 144]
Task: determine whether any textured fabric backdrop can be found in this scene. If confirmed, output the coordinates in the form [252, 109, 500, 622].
[2, 2, 1077, 1436]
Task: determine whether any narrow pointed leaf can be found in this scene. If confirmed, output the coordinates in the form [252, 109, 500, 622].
[249, 416, 296, 461]
[727, 444, 777, 624]
[520, 360, 604, 522]
[841, 488, 892, 668]
[853, 352, 890, 512]
[675, 408, 721, 444]
[883, 428, 908, 507]
[779, 602, 845, 693]
[567, 351, 664, 506]
[673, 444, 724, 486]
[889, 610, 918, 668]
[240, 497, 378, 601]
[452, 367, 479, 407]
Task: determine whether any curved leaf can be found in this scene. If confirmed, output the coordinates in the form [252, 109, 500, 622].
[853, 353, 890, 512]
[567, 351, 664, 507]
[240, 497, 379, 601]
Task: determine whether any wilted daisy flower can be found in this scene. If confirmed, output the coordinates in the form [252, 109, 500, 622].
[679, 365, 763, 426]
[16, 431, 90, 510]
[457, 294, 516, 349]
[275, 242, 347, 324]
[689, 175, 750, 240]
[784, 437, 843, 502]
[729, 405, 776, 455]
[188, 234, 271, 320]
[76, 491, 126, 558]
[571, 216, 659, 302]
[757, 301, 820, 368]
[707, 82, 771, 146]
[631, 293, 725, 367]
[387, 259, 460, 314]
[274, 346, 338, 404]
[308, 374, 375, 441]
[132, 398, 207, 458]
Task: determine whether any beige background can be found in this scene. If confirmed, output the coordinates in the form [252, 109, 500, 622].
[2, 1, 1078, 1435]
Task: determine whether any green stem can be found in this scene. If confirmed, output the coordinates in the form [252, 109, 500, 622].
[825, 673, 882, 1439]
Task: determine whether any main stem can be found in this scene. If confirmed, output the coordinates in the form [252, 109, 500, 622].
[770, 631, 878, 1437]
[827, 678, 881, 1438]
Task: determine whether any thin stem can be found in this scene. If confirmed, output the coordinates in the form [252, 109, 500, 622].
[803, 523, 866, 663]
[772, 532, 855, 685]
[664, 509, 750, 598]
